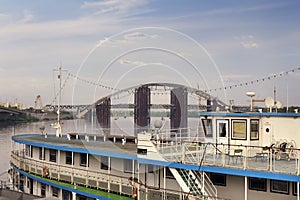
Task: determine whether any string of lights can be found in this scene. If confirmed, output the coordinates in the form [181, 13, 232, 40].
[204, 67, 300, 93]
[65, 67, 300, 97]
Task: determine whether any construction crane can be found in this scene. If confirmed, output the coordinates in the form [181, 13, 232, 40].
[34, 95, 44, 112]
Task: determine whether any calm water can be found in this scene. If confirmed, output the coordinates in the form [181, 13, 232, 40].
[0, 117, 199, 181]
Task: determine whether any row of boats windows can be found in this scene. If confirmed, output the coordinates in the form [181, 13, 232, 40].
[25, 145, 156, 173]
[211, 173, 297, 195]
[202, 119, 260, 140]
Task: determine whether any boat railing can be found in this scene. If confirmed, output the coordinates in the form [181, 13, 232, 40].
[10, 151, 226, 200]
[158, 142, 300, 175]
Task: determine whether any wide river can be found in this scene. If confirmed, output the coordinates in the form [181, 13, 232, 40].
[0, 117, 199, 181]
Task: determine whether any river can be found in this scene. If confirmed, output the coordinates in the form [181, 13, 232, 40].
[0, 117, 200, 181]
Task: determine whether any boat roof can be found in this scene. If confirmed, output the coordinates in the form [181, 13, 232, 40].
[199, 111, 300, 118]
[12, 134, 137, 160]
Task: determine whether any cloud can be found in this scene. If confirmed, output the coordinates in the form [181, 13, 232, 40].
[81, 0, 152, 16]
[18, 10, 34, 23]
[240, 41, 258, 49]
[119, 59, 146, 66]
[234, 35, 259, 49]
[124, 32, 159, 40]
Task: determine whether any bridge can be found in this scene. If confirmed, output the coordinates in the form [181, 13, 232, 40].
[0, 106, 24, 121]
[48, 83, 227, 135]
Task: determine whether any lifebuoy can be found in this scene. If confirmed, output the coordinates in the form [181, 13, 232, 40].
[42, 166, 49, 177]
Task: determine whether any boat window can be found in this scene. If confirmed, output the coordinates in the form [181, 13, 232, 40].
[65, 151, 73, 165]
[201, 119, 212, 137]
[232, 120, 247, 140]
[25, 145, 32, 157]
[293, 182, 298, 196]
[39, 147, 45, 160]
[52, 186, 58, 197]
[80, 153, 88, 167]
[210, 173, 226, 186]
[101, 156, 109, 170]
[41, 183, 46, 197]
[49, 149, 57, 162]
[270, 180, 289, 195]
[165, 168, 174, 179]
[148, 165, 154, 173]
[250, 119, 259, 140]
[249, 178, 267, 192]
[124, 159, 133, 173]
[217, 120, 228, 138]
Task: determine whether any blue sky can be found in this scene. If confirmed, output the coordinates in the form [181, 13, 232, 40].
[0, 0, 300, 107]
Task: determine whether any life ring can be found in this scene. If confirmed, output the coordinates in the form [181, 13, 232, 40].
[42, 166, 49, 177]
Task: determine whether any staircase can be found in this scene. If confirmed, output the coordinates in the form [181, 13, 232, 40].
[177, 168, 204, 196]
[170, 168, 217, 200]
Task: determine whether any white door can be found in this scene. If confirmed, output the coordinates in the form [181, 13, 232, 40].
[216, 120, 229, 144]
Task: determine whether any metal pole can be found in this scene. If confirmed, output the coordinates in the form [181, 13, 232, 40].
[163, 167, 166, 200]
[244, 176, 248, 200]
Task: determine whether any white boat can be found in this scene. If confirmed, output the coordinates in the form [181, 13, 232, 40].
[8, 106, 300, 200]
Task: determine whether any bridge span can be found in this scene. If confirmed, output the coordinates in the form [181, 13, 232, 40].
[51, 83, 227, 135]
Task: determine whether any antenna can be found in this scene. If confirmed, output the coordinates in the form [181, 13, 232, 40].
[265, 96, 274, 112]
[52, 65, 67, 137]
[246, 92, 255, 111]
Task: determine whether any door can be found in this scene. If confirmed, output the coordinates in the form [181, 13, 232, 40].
[216, 120, 229, 144]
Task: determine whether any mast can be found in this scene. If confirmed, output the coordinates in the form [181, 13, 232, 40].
[52, 65, 65, 137]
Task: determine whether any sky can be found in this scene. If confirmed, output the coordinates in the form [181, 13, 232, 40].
[1, 0, 300, 108]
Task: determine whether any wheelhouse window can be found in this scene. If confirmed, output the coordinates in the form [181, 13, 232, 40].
[250, 119, 259, 140]
[217, 120, 228, 137]
[124, 159, 133, 173]
[80, 153, 88, 167]
[201, 118, 212, 137]
[232, 120, 247, 140]
[270, 180, 289, 194]
[49, 149, 57, 162]
[65, 151, 73, 165]
[101, 156, 109, 170]
[249, 178, 267, 191]
[210, 173, 226, 186]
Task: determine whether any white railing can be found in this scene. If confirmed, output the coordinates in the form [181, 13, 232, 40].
[11, 151, 227, 199]
[158, 142, 300, 175]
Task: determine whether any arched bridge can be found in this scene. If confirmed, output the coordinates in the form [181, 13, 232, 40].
[80, 83, 227, 135]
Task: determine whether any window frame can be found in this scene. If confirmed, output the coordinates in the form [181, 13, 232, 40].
[41, 183, 46, 197]
[201, 118, 213, 138]
[123, 159, 133, 173]
[52, 186, 59, 197]
[100, 156, 109, 170]
[80, 153, 88, 167]
[210, 173, 226, 186]
[249, 177, 267, 192]
[270, 180, 289, 195]
[65, 151, 73, 165]
[49, 149, 57, 163]
[216, 119, 229, 138]
[250, 119, 259, 140]
[39, 147, 45, 160]
[231, 119, 247, 140]
[293, 182, 299, 196]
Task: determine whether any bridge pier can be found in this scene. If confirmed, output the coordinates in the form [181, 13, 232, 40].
[96, 98, 111, 135]
[134, 86, 151, 135]
[170, 87, 188, 132]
